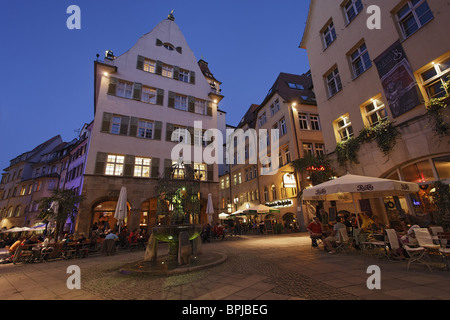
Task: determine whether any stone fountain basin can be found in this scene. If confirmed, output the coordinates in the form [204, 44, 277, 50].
[152, 225, 203, 243]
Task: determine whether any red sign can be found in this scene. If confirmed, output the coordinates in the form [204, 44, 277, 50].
[306, 166, 326, 171]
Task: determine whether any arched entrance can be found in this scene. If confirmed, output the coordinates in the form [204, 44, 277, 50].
[91, 199, 130, 233]
[282, 212, 297, 232]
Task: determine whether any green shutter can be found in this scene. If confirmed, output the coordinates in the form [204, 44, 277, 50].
[119, 116, 129, 135]
[188, 96, 195, 113]
[207, 164, 214, 181]
[123, 155, 135, 177]
[173, 66, 180, 80]
[164, 159, 173, 178]
[189, 71, 195, 84]
[153, 121, 162, 140]
[168, 91, 175, 108]
[155, 60, 163, 75]
[101, 112, 112, 133]
[151, 158, 160, 178]
[132, 83, 142, 100]
[136, 55, 145, 70]
[156, 88, 164, 106]
[207, 101, 213, 116]
[166, 123, 174, 142]
[94, 152, 107, 175]
[129, 117, 138, 137]
[107, 77, 117, 95]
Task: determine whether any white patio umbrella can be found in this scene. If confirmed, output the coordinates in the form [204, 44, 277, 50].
[114, 186, 128, 232]
[218, 212, 230, 220]
[3, 227, 24, 233]
[206, 193, 214, 224]
[302, 173, 420, 226]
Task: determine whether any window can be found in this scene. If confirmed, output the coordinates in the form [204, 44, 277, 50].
[326, 68, 342, 97]
[116, 80, 133, 99]
[397, 0, 433, 39]
[221, 179, 225, 189]
[364, 99, 388, 127]
[179, 69, 189, 82]
[175, 95, 188, 111]
[144, 59, 156, 73]
[258, 112, 267, 127]
[303, 143, 313, 156]
[336, 116, 354, 141]
[14, 206, 21, 217]
[284, 148, 291, 164]
[322, 20, 337, 48]
[420, 58, 450, 99]
[270, 99, 280, 116]
[299, 114, 308, 130]
[134, 157, 151, 178]
[195, 99, 207, 115]
[105, 155, 124, 176]
[350, 43, 372, 78]
[225, 176, 230, 188]
[344, 0, 363, 24]
[141, 87, 157, 104]
[271, 185, 277, 200]
[164, 43, 174, 51]
[137, 120, 153, 139]
[279, 118, 287, 136]
[172, 125, 188, 143]
[310, 114, 321, 130]
[19, 186, 26, 196]
[264, 187, 269, 202]
[110, 116, 121, 134]
[287, 83, 305, 90]
[194, 164, 206, 181]
[194, 129, 205, 146]
[162, 64, 173, 78]
[315, 144, 325, 156]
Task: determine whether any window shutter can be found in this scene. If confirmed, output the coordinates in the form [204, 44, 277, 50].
[153, 121, 162, 140]
[119, 116, 129, 135]
[168, 91, 175, 108]
[207, 164, 214, 181]
[207, 101, 213, 116]
[132, 83, 142, 101]
[101, 112, 112, 133]
[189, 71, 195, 84]
[107, 77, 117, 95]
[151, 158, 160, 178]
[176, 47, 182, 54]
[156, 88, 164, 106]
[166, 123, 174, 142]
[188, 96, 195, 113]
[188, 126, 194, 145]
[156, 39, 163, 46]
[155, 60, 163, 75]
[129, 117, 138, 137]
[136, 55, 145, 70]
[173, 66, 180, 80]
[123, 155, 135, 177]
[164, 159, 173, 178]
[94, 152, 107, 175]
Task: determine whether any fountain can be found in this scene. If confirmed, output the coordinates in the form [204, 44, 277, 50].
[120, 160, 226, 275]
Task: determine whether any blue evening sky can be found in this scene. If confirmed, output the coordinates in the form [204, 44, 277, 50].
[0, 0, 311, 171]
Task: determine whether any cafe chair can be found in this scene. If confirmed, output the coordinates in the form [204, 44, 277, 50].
[437, 232, 450, 270]
[403, 244, 432, 272]
[414, 228, 440, 254]
[385, 229, 403, 260]
[430, 226, 444, 243]
[335, 228, 352, 254]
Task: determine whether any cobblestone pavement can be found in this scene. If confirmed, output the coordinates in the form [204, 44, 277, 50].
[1, 232, 450, 301]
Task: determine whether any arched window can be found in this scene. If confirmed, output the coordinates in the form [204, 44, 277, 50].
[271, 184, 277, 201]
[14, 206, 21, 217]
[264, 187, 269, 202]
[7, 207, 14, 218]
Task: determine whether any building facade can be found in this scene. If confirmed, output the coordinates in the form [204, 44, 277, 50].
[76, 14, 222, 236]
[300, 0, 450, 225]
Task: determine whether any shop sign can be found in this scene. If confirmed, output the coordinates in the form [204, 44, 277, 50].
[283, 173, 297, 188]
[265, 199, 293, 208]
[306, 166, 326, 171]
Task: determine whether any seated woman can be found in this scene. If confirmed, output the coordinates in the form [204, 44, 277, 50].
[307, 217, 323, 248]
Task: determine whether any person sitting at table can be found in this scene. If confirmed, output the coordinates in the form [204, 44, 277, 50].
[324, 217, 347, 254]
[41, 235, 55, 255]
[7, 236, 26, 256]
[307, 217, 324, 248]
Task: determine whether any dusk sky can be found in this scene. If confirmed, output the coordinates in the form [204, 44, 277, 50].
[0, 0, 311, 171]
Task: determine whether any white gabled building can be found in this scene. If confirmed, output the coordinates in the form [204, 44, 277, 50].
[77, 13, 223, 236]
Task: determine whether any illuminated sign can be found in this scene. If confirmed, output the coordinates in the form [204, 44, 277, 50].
[306, 166, 326, 171]
[265, 199, 293, 208]
[283, 173, 297, 188]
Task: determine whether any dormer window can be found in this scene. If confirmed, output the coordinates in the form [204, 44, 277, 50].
[163, 43, 175, 51]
